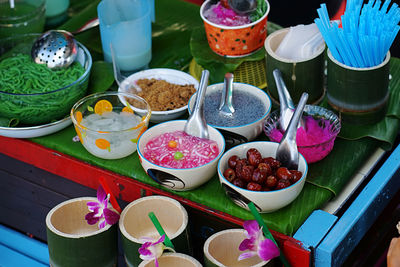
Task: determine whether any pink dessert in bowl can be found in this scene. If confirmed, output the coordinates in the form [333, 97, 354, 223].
[202, 1, 251, 26]
[264, 105, 341, 163]
[143, 130, 220, 169]
[137, 120, 225, 191]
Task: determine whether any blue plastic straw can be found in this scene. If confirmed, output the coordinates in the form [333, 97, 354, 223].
[347, 34, 365, 67]
[338, 28, 359, 67]
[315, 0, 399, 67]
[359, 34, 374, 67]
[315, 18, 343, 62]
[319, 4, 331, 25]
[332, 25, 352, 65]
[381, 0, 391, 12]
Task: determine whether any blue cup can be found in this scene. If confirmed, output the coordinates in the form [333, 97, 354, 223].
[98, 0, 152, 73]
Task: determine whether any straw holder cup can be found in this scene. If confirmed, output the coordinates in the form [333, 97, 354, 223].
[327, 49, 390, 124]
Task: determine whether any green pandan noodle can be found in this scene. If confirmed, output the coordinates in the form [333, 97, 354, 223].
[0, 53, 86, 125]
[250, 0, 267, 22]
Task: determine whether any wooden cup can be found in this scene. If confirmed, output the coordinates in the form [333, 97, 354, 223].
[46, 197, 118, 267]
[203, 229, 270, 267]
[119, 196, 190, 267]
[327, 49, 390, 124]
[138, 253, 201, 267]
[265, 28, 326, 105]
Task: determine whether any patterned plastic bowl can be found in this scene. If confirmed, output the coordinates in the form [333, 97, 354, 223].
[264, 105, 341, 163]
[200, 0, 270, 57]
[137, 120, 225, 191]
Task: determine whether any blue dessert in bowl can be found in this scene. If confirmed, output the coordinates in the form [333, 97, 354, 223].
[188, 82, 271, 148]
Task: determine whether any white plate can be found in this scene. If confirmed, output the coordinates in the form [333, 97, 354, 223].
[118, 68, 199, 123]
[0, 117, 72, 138]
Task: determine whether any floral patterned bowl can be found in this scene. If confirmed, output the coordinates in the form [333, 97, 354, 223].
[71, 91, 151, 159]
[200, 0, 270, 57]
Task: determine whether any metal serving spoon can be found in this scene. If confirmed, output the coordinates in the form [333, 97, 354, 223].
[184, 70, 210, 139]
[228, 0, 257, 15]
[273, 69, 306, 131]
[31, 18, 99, 69]
[276, 92, 308, 170]
[218, 73, 235, 116]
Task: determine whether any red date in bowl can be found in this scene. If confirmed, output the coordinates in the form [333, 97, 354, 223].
[217, 141, 308, 213]
[223, 147, 303, 192]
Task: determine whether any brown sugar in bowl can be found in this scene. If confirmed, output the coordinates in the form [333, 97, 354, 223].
[200, 0, 270, 57]
[117, 68, 199, 123]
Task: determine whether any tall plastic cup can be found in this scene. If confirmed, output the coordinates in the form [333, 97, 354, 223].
[98, 0, 152, 73]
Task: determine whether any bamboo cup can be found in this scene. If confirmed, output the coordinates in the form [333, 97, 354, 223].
[119, 196, 190, 267]
[327, 49, 390, 124]
[138, 253, 201, 267]
[204, 229, 270, 267]
[265, 28, 326, 105]
[46, 197, 118, 267]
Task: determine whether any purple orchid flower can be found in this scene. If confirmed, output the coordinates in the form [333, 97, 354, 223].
[238, 220, 280, 262]
[139, 235, 174, 267]
[85, 185, 120, 229]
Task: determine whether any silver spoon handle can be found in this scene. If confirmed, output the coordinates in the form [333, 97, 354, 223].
[218, 73, 235, 115]
[273, 69, 294, 111]
[282, 92, 308, 143]
[184, 70, 210, 139]
[194, 70, 210, 113]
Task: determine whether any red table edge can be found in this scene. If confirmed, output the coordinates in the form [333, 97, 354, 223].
[0, 135, 310, 266]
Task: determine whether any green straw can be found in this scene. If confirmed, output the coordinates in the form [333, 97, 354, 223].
[148, 212, 175, 250]
[247, 202, 291, 267]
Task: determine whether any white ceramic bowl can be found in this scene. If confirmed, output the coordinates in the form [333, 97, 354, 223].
[188, 82, 271, 146]
[217, 141, 308, 213]
[118, 68, 199, 123]
[137, 120, 225, 191]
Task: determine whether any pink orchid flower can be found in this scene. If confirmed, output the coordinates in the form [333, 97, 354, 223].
[238, 220, 280, 262]
[85, 185, 120, 229]
[139, 235, 174, 267]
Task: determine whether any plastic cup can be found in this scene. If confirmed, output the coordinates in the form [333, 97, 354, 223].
[98, 0, 152, 74]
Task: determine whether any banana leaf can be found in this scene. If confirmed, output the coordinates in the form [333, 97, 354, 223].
[28, 0, 400, 236]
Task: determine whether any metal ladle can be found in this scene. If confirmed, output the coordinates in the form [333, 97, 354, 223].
[184, 70, 210, 139]
[228, 0, 257, 15]
[31, 18, 99, 69]
[276, 92, 308, 170]
[218, 73, 235, 116]
[273, 69, 306, 131]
